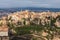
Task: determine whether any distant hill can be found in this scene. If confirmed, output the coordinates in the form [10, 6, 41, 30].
[0, 7, 60, 17]
[0, 7, 60, 13]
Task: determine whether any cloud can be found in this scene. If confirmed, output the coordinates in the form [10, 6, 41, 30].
[0, 0, 60, 8]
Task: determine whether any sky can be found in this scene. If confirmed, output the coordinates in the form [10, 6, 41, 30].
[0, 0, 60, 8]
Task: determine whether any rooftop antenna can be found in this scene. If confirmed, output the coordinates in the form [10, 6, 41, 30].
[48, 10, 50, 12]
[21, 9, 22, 12]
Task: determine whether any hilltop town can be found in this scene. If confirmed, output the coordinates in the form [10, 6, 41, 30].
[0, 10, 60, 27]
[0, 10, 60, 40]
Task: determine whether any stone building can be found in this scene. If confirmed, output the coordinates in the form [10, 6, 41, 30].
[0, 26, 9, 40]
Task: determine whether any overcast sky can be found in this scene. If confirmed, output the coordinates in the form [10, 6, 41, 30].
[0, 0, 60, 8]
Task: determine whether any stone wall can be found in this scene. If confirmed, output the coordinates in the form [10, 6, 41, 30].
[0, 36, 9, 40]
